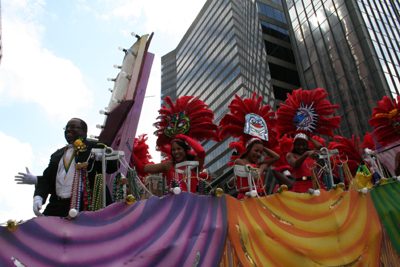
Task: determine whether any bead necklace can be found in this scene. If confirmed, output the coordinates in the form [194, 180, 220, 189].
[197, 179, 208, 195]
[92, 174, 103, 211]
[72, 169, 82, 210]
[68, 169, 82, 219]
[127, 169, 140, 201]
[69, 169, 78, 216]
[112, 173, 124, 202]
[112, 175, 118, 202]
[81, 167, 91, 211]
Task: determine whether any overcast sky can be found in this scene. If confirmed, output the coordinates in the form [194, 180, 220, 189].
[0, 0, 206, 223]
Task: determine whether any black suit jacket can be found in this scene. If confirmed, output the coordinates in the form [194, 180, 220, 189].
[34, 139, 118, 217]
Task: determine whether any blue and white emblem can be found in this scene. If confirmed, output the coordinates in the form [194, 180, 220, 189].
[293, 102, 319, 133]
[244, 113, 268, 141]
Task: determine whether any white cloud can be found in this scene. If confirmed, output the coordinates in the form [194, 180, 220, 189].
[111, 1, 142, 19]
[0, 0, 93, 121]
[3, 0, 46, 21]
[140, 0, 205, 36]
[99, 0, 206, 37]
[0, 131, 36, 223]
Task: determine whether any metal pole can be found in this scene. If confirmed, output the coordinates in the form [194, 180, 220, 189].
[102, 148, 106, 208]
[321, 147, 334, 187]
[187, 164, 191, 193]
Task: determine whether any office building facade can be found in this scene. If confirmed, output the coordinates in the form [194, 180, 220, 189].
[161, 0, 299, 180]
[256, 0, 301, 109]
[283, 0, 400, 138]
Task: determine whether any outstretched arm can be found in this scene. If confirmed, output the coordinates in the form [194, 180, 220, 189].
[131, 153, 173, 174]
[15, 167, 38, 185]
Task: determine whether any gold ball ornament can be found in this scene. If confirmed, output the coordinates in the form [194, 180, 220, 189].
[125, 194, 136, 205]
[6, 220, 18, 232]
[380, 177, 388, 184]
[338, 182, 345, 190]
[215, 188, 224, 197]
[280, 184, 288, 192]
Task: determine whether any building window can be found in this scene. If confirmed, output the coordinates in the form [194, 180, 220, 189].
[264, 40, 296, 63]
[269, 63, 301, 86]
[273, 85, 292, 101]
[260, 20, 290, 42]
[257, 2, 286, 24]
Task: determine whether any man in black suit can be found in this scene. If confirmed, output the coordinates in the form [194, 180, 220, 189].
[33, 118, 117, 217]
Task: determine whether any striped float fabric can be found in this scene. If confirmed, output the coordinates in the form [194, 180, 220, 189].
[2, 185, 400, 266]
[0, 193, 227, 267]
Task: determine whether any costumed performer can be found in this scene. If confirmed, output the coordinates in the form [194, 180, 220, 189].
[157, 145, 212, 188]
[132, 96, 219, 193]
[133, 134, 205, 193]
[276, 88, 341, 192]
[219, 92, 280, 199]
[287, 132, 326, 193]
[232, 137, 280, 200]
[33, 118, 118, 218]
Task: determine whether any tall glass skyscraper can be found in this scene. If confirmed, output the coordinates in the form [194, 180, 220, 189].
[257, 0, 301, 109]
[284, 0, 400, 138]
[162, 0, 296, 180]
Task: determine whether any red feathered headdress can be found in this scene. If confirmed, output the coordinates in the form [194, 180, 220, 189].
[277, 88, 341, 137]
[360, 132, 375, 150]
[219, 92, 279, 149]
[369, 95, 400, 146]
[272, 134, 293, 172]
[130, 134, 154, 179]
[227, 137, 246, 167]
[153, 96, 219, 151]
[327, 135, 364, 176]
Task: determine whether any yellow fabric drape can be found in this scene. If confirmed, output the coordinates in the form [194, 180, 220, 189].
[221, 189, 382, 266]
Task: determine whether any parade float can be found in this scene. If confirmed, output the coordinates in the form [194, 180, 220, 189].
[1, 34, 400, 266]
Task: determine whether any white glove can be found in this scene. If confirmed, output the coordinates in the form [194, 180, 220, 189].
[15, 167, 37, 185]
[364, 148, 373, 155]
[33, 196, 44, 217]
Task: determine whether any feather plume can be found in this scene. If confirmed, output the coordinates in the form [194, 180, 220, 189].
[277, 88, 341, 137]
[272, 134, 293, 168]
[360, 132, 375, 150]
[328, 135, 364, 176]
[369, 95, 400, 146]
[154, 96, 219, 151]
[130, 134, 154, 179]
[219, 92, 279, 149]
